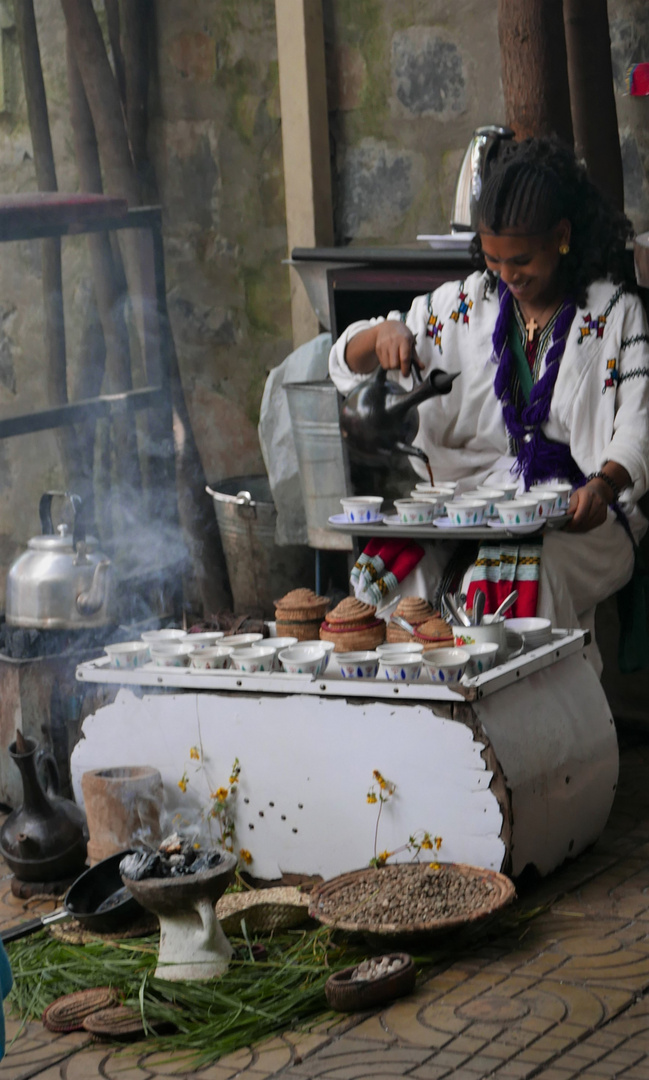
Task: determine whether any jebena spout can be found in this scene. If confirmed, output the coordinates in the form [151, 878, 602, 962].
[76, 559, 111, 618]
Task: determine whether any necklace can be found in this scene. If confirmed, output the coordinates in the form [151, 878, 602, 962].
[520, 299, 562, 342]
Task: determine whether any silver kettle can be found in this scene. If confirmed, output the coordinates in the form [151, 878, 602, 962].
[6, 492, 112, 629]
[450, 125, 515, 232]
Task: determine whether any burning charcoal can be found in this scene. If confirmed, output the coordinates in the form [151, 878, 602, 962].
[120, 851, 161, 881]
[191, 851, 223, 873]
[158, 832, 184, 855]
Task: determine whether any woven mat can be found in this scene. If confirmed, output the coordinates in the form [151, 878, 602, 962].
[50, 913, 158, 944]
[216, 887, 311, 933]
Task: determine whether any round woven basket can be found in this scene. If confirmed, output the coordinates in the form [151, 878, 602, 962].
[276, 617, 324, 642]
[215, 886, 311, 934]
[386, 598, 436, 644]
[325, 952, 416, 1012]
[274, 589, 330, 623]
[309, 863, 516, 938]
[413, 616, 454, 649]
[320, 619, 386, 652]
[43, 988, 119, 1033]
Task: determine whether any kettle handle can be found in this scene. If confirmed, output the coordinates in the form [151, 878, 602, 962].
[36, 750, 60, 797]
[39, 492, 83, 538]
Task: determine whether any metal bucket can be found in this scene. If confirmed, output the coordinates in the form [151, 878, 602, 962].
[206, 476, 314, 617]
[284, 381, 352, 551]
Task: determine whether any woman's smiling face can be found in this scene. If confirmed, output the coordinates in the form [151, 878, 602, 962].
[478, 222, 570, 308]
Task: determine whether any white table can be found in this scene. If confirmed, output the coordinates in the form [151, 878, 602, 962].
[73, 630, 617, 882]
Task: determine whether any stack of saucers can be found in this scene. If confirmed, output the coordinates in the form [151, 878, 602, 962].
[504, 617, 552, 650]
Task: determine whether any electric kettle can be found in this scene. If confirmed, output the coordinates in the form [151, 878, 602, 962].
[450, 125, 515, 232]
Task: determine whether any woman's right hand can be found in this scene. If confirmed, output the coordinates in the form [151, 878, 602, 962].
[375, 321, 422, 378]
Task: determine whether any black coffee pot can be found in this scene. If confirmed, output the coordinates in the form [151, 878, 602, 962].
[0, 731, 88, 882]
[339, 366, 458, 468]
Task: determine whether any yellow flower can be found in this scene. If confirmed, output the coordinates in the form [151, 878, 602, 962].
[429, 862, 441, 871]
[229, 775, 238, 785]
[239, 848, 253, 865]
[189, 746, 200, 761]
[373, 769, 384, 783]
[367, 792, 377, 804]
[377, 850, 391, 866]
[421, 837, 433, 850]
[214, 787, 229, 802]
[177, 776, 187, 793]
[435, 836, 443, 851]
[193, 842, 200, 849]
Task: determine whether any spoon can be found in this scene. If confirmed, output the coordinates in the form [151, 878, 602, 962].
[390, 614, 416, 636]
[493, 589, 518, 619]
[472, 588, 486, 626]
[443, 593, 471, 628]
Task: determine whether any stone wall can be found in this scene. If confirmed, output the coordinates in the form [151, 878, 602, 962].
[0, 0, 644, 602]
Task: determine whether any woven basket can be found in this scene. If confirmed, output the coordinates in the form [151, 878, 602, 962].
[274, 589, 330, 624]
[43, 988, 119, 1033]
[309, 863, 516, 938]
[386, 598, 436, 644]
[276, 618, 324, 642]
[215, 886, 310, 934]
[325, 953, 416, 1012]
[413, 616, 454, 649]
[320, 619, 386, 652]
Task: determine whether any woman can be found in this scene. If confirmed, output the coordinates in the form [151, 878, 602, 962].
[329, 138, 649, 673]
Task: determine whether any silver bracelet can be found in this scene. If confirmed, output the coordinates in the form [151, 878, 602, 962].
[586, 471, 621, 502]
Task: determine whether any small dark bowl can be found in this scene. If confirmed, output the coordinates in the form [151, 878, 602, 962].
[325, 952, 415, 1012]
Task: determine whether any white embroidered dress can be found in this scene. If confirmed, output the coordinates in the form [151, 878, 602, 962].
[329, 271, 649, 672]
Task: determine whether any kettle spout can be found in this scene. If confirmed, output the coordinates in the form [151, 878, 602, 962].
[76, 559, 111, 617]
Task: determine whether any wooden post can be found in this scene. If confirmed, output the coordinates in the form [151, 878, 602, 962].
[275, 0, 333, 347]
[563, 0, 624, 211]
[498, 0, 574, 146]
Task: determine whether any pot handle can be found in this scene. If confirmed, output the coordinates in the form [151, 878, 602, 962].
[39, 491, 83, 538]
[36, 750, 60, 797]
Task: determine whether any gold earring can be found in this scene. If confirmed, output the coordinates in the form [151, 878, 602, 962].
[559, 244, 570, 255]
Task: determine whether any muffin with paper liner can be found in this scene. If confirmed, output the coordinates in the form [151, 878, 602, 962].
[386, 596, 436, 644]
[274, 588, 330, 642]
[320, 596, 386, 652]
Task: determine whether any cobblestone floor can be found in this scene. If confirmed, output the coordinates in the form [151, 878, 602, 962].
[4, 737, 649, 1079]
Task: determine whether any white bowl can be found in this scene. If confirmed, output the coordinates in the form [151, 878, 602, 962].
[459, 489, 504, 518]
[229, 645, 277, 673]
[422, 647, 470, 684]
[378, 654, 423, 682]
[495, 498, 539, 526]
[376, 641, 424, 658]
[278, 643, 327, 675]
[462, 642, 499, 676]
[528, 489, 557, 519]
[530, 481, 573, 511]
[185, 632, 226, 649]
[409, 491, 446, 516]
[504, 617, 552, 648]
[340, 496, 384, 523]
[224, 633, 265, 648]
[190, 645, 234, 670]
[393, 499, 436, 524]
[415, 481, 458, 493]
[104, 641, 150, 670]
[486, 481, 519, 500]
[141, 628, 187, 643]
[335, 651, 379, 679]
[149, 643, 194, 667]
[444, 499, 487, 526]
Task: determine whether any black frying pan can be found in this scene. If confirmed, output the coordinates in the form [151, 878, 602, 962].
[1, 850, 145, 944]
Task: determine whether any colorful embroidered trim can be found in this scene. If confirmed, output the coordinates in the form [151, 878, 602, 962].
[450, 282, 473, 325]
[425, 295, 443, 350]
[603, 357, 619, 393]
[577, 285, 626, 345]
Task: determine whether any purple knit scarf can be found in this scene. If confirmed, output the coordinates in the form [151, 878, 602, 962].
[492, 279, 585, 489]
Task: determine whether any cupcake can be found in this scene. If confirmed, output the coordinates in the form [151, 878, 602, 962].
[319, 597, 386, 652]
[275, 588, 330, 642]
[413, 615, 454, 650]
[386, 597, 436, 644]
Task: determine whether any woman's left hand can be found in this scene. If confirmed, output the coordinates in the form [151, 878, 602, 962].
[566, 483, 609, 532]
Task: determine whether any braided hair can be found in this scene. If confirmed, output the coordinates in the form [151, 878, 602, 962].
[470, 137, 635, 308]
